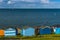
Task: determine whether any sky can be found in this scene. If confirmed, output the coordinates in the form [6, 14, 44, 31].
[51, 0, 60, 2]
[0, 0, 60, 8]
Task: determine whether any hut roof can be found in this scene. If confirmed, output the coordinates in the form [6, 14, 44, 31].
[40, 26, 51, 29]
[21, 25, 34, 29]
[5, 28, 15, 31]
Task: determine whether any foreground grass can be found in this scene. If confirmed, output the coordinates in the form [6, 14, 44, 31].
[0, 34, 60, 40]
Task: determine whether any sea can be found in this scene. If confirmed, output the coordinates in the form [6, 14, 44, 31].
[0, 9, 60, 27]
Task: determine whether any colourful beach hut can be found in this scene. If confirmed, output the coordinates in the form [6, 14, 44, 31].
[4, 28, 16, 36]
[0, 30, 4, 36]
[21, 27, 35, 36]
[34, 26, 40, 35]
[39, 26, 51, 34]
[54, 28, 60, 34]
[16, 28, 21, 35]
[52, 24, 60, 34]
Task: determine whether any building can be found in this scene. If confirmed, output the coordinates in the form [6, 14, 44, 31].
[39, 26, 51, 34]
[34, 26, 40, 35]
[21, 27, 35, 36]
[0, 30, 4, 36]
[54, 28, 60, 34]
[52, 24, 60, 34]
[16, 28, 21, 35]
[4, 28, 16, 36]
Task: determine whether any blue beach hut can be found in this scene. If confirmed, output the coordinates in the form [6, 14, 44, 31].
[52, 24, 60, 34]
[39, 26, 51, 34]
[21, 27, 35, 36]
[53, 27, 60, 34]
[4, 28, 16, 36]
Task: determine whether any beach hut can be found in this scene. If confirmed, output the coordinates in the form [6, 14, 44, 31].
[0, 30, 4, 36]
[21, 27, 35, 36]
[34, 26, 40, 35]
[4, 28, 16, 36]
[39, 26, 51, 34]
[52, 24, 60, 34]
[16, 28, 21, 35]
[54, 27, 60, 34]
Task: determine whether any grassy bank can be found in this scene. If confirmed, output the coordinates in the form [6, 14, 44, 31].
[0, 34, 60, 40]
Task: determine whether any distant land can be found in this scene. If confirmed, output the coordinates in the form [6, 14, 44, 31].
[0, 9, 60, 27]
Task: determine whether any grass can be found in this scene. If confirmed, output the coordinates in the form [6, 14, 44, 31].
[0, 34, 60, 40]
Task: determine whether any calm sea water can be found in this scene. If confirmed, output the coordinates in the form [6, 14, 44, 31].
[0, 9, 60, 26]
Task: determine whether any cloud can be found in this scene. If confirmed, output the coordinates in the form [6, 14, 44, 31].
[0, 0, 3, 3]
[0, 0, 60, 8]
[22, 0, 37, 2]
[40, 2, 60, 8]
[7, 1, 12, 4]
[8, 0, 39, 3]
[7, 0, 16, 4]
[40, 0, 50, 3]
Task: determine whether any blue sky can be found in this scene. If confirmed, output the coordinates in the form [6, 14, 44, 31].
[0, 0, 60, 8]
[50, 0, 60, 2]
